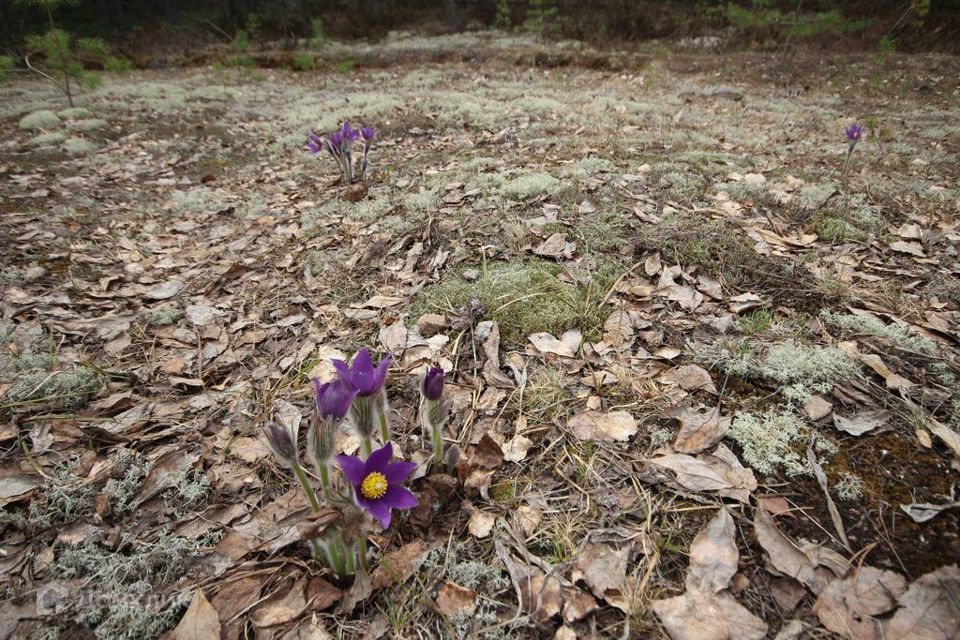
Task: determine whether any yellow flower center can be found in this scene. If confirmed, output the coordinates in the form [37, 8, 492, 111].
[360, 471, 388, 500]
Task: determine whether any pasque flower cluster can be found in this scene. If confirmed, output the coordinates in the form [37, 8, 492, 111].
[307, 121, 376, 184]
[263, 347, 449, 580]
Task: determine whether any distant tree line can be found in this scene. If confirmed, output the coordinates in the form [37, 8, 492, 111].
[2, 0, 959, 54]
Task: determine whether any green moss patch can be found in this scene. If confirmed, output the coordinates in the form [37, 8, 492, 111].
[413, 258, 622, 346]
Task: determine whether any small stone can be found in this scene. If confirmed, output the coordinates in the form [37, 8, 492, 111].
[802, 395, 833, 421]
[24, 267, 48, 282]
[340, 182, 369, 202]
[417, 313, 450, 337]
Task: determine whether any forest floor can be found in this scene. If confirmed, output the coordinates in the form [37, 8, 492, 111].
[1, 31, 959, 640]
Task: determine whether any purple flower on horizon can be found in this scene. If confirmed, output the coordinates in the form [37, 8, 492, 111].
[361, 126, 376, 142]
[845, 122, 864, 143]
[313, 378, 358, 420]
[307, 133, 324, 154]
[333, 348, 391, 397]
[338, 442, 417, 528]
[422, 367, 444, 401]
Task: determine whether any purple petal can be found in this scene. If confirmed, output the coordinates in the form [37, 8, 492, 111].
[365, 442, 393, 474]
[351, 349, 378, 395]
[381, 485, 418, 511]
[337, 454, 366, 486]
[318, 379, 357, 419]
[365, 500, 392, 529]
[384, 460, 417, 485]
[332, 359, 351, 381]
[372, 356, 392, 391]
[422, 367, 444, 401]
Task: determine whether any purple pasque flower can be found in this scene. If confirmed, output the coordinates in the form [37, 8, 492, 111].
[341, 121, 360, 143]
[338, 442, 417, 528]
[307, 132, 325, 154]
[845, 122, 864, 143]
[327, 131, 344, 152]
[422, 366, 444, 401]
[313, 378, 358, 421]
[361, 126, 376, 143]
[333, 348, 391, 398]
[264, 420, 299, 465]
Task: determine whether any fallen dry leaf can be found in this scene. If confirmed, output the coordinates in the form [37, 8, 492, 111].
[648, 445, 757, 503]
[900, 500, 960, 523]
[686, 508, 738, 595]
[661, 365, 717, 393]
[436, 581, 477, 618]
[567, 410, 637, 442]
[813, 567, 906, 640]
[502, 434, 533, 462]
[250, 578, 306, 628]
[670, 405, 731, 454]
[808, 444, 851, 552]
[884, 565, 960, 640]
[833, 410, 890, 436]
[572, 544, 629, 600]
[858, 353, 914, 391]
[468, 509, 496, 538]
[170, 589, 221, 640]
[652, 589, 768, 640]
[529, 331, 577, 358]
[754, 507, 824, 593]
[562, 589, 599, 623]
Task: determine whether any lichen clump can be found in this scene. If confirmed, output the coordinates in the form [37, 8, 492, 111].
[728, 409, 834, 476]
[501, 173, 560, 200]
[19, 109, 62, 130]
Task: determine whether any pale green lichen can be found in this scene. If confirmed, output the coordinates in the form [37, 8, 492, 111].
[3, 365, 103, 410]
[696, 339, 859, 404]
[142, 304, 183, 327]
[301, 196, 394, 229]
[501, 173, 560, 200]
[566, 156, 616, 179]
[28, 131, 66, 147]
[19, 109, 62, 130]
[403, 191, 439, 213]
[816, 216, 866, 243]
[57, 107, 93, 120]
[821, 311, 937, 353]
[64, 138, 96, 155]
[74, 118, 108, 131]
[54, 533, 203, 640]
[0, 457, 97, 530]
[728, 409, 810, 475]
[835, 471, 863, 501]
[795, 182, 837, 209]
[167, 187, 223, 216]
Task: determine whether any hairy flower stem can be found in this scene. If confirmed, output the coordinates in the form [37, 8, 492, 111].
[431, 424, 443, 465]
[325, 537, 346, 579]
[360, 435, 373, 458]
[317, 462, 332, 499]
[293, 462, 322, 512]
[377, 407, 389, 444]
[358, 536, 367, 572]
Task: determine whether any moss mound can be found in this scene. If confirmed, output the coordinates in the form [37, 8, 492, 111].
[413, 259, 622, 346]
